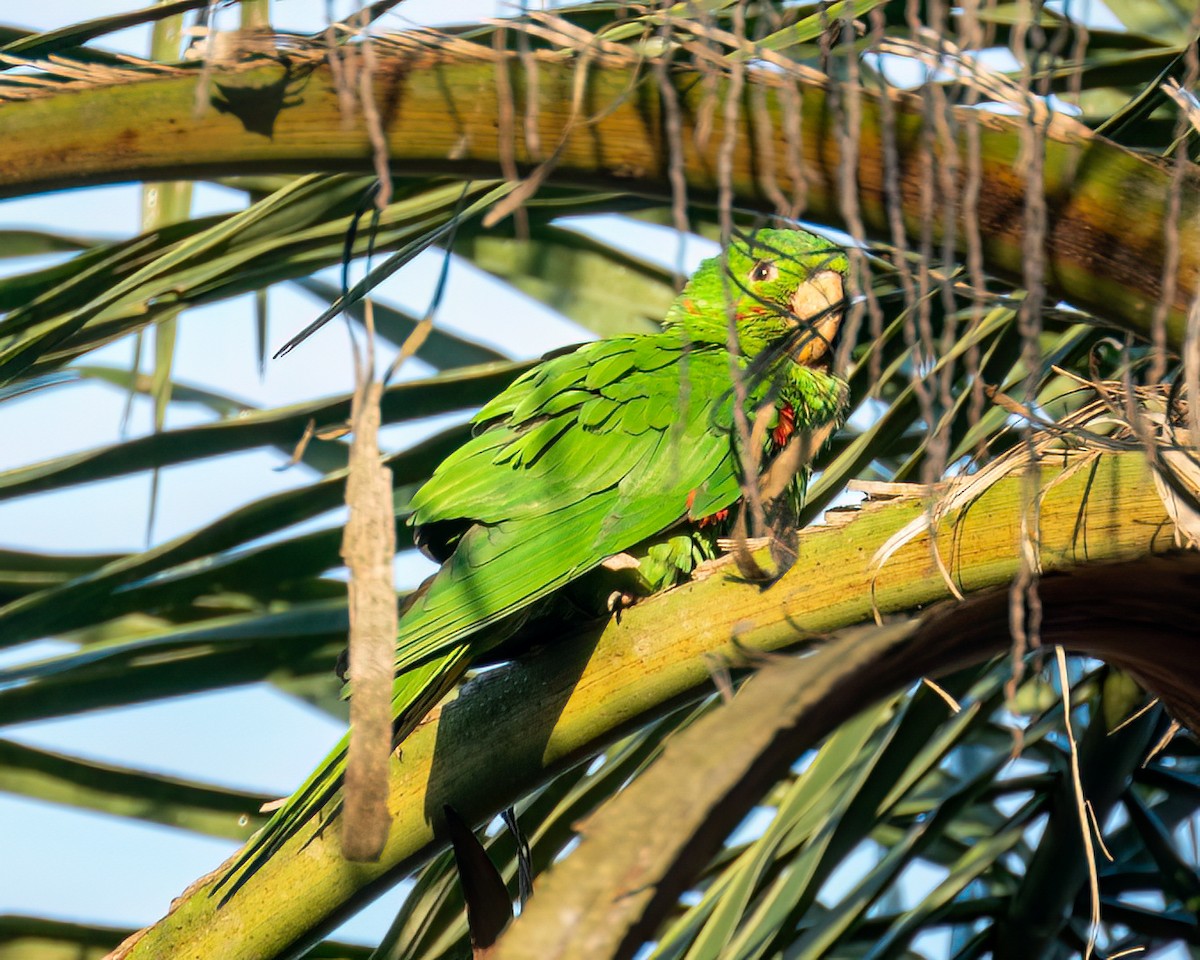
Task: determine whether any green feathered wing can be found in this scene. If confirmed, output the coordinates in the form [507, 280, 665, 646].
[397, 335, 751, 665]
[218, 332, 844, 896]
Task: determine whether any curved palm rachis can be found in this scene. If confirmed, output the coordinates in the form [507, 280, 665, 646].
[219, 228, 850, 894]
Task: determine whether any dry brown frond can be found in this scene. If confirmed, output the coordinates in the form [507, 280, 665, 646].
[872, 380, 1199, 598]
[0, 53, 187, 101]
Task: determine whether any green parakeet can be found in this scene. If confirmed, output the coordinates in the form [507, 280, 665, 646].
[219, 227, 850, 895]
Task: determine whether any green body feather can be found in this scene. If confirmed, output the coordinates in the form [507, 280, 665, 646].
[217, 228, 849, 895]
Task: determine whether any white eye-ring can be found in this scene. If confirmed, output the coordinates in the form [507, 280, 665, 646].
[750, 260, 778, 283]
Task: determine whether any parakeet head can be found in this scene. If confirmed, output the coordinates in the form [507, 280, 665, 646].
[666, 228, 848, 364]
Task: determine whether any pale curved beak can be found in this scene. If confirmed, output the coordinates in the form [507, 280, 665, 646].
[790, 270, 845, 365]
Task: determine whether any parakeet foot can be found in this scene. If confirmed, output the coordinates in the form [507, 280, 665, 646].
[601, 553, 648, 611]
[607, 589, 639, 612]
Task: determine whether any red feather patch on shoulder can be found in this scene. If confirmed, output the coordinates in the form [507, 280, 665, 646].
[696, 507, 730, 529]
[772, 402, 796, 448]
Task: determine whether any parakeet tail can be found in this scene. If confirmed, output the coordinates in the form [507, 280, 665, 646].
[214, 644, 473, 902]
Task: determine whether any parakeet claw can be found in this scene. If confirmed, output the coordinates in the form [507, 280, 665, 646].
[607, 590, 638, 612]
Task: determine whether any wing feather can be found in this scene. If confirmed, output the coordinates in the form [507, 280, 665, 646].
[397, 335, 749, 671]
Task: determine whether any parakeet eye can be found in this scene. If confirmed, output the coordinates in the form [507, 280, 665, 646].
[749, 260, 777, 283]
